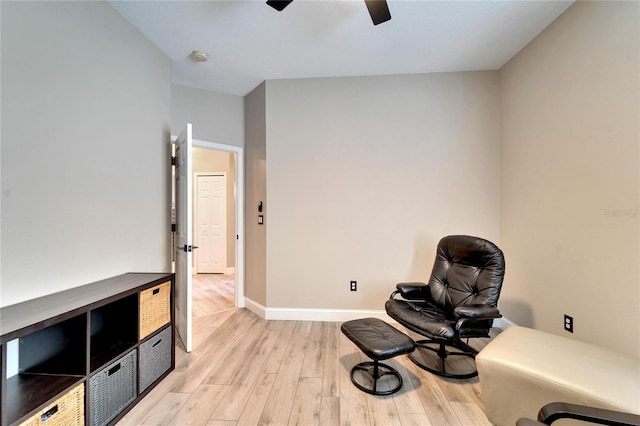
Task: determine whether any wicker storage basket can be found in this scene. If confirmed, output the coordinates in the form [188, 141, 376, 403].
[139, 326, 172, 393]
[89, 350, 137, 426]
[139, 281, 171, 340]
[19, 383, 84, 426]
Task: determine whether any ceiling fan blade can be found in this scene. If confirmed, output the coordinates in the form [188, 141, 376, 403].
[364, 0, 391, 25]
[266, 0, 293, 12]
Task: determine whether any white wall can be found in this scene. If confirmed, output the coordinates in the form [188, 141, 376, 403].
[1, 2, 172, 306]
[500, 1, 639, 356]
[265, 72, 501, 309]
[171, 84, 244, 147]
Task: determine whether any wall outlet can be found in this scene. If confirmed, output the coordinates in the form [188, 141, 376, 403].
[564, 314, 573, 333]
[350, 281, 357, 291]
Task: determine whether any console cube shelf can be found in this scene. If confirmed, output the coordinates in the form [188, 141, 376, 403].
[0, 273, 175, 426]
[90, 295, 138, 373]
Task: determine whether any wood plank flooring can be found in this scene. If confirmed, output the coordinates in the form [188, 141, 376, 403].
[118, 274, 494, 426]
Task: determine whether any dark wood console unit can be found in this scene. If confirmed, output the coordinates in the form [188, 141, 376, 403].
[0, 273, 175, 426]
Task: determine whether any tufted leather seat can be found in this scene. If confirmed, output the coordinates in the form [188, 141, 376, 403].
[385, 235, 505, 378]
[341, 317, 415, 360]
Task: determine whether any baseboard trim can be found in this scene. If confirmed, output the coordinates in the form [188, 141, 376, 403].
[244, 297, 266, 318]
[225, 267, 235, 275]
[267, 308, 396, 322]
[243, 298, 514, 328]
[243, 299, 394, 322]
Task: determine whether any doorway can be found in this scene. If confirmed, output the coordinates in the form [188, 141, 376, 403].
[191, 145, 241, 317]
[172, 130, 245, 353]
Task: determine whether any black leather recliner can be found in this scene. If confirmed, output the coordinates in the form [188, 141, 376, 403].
[385, 235, 505, 379]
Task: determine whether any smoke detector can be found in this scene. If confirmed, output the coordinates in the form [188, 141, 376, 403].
[191, 50, 208, 62]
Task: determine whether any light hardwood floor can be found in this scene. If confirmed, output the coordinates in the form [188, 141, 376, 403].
[118, 275, 494, 426]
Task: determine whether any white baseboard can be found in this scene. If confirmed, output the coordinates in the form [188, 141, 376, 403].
[265, 308, 395, 322]
[244, 297, 266, 318]
[243, 297, 514, 329]
[243, 298, 394, 322]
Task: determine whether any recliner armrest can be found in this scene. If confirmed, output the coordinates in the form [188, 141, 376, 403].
[391, 282, 429, 300]
[453, 306, 502, 336]
[454, 304, 500, 319]
[516, 402, 640, 425]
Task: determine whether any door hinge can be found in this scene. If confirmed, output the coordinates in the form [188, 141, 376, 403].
[171, 224, 176, 232]
[171, 156, 176, 166]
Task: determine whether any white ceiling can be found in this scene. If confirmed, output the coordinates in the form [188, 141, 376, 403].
[109, 0, 574, 96]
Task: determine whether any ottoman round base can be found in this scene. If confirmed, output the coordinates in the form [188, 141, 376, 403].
[350, 360, 403, 396]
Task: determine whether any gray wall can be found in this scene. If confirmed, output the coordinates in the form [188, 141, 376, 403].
[262, 72, 501, 309]
[500, 1, 639, 356]
[1, 1, 172, 306]
[171, 84, 244, 147]
[4, 1, 636, 359]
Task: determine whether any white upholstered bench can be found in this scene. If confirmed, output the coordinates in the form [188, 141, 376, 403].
[476, 326, 640, 426]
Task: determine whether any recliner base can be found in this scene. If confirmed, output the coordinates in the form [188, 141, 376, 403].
[409, 339, 479, 379]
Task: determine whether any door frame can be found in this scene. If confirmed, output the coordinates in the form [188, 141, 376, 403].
[193, 172, 227, 275]
[192, 139, 245, 308]
[173, 124, 194, 353]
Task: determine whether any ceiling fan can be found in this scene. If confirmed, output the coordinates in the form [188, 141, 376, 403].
[266, 0, 391, 25]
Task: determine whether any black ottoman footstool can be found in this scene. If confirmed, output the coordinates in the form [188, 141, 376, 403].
[341, 318, 415, 395]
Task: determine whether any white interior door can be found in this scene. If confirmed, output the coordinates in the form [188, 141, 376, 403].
[196, 174, 227, 273]
[175, 123, 193, 352]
